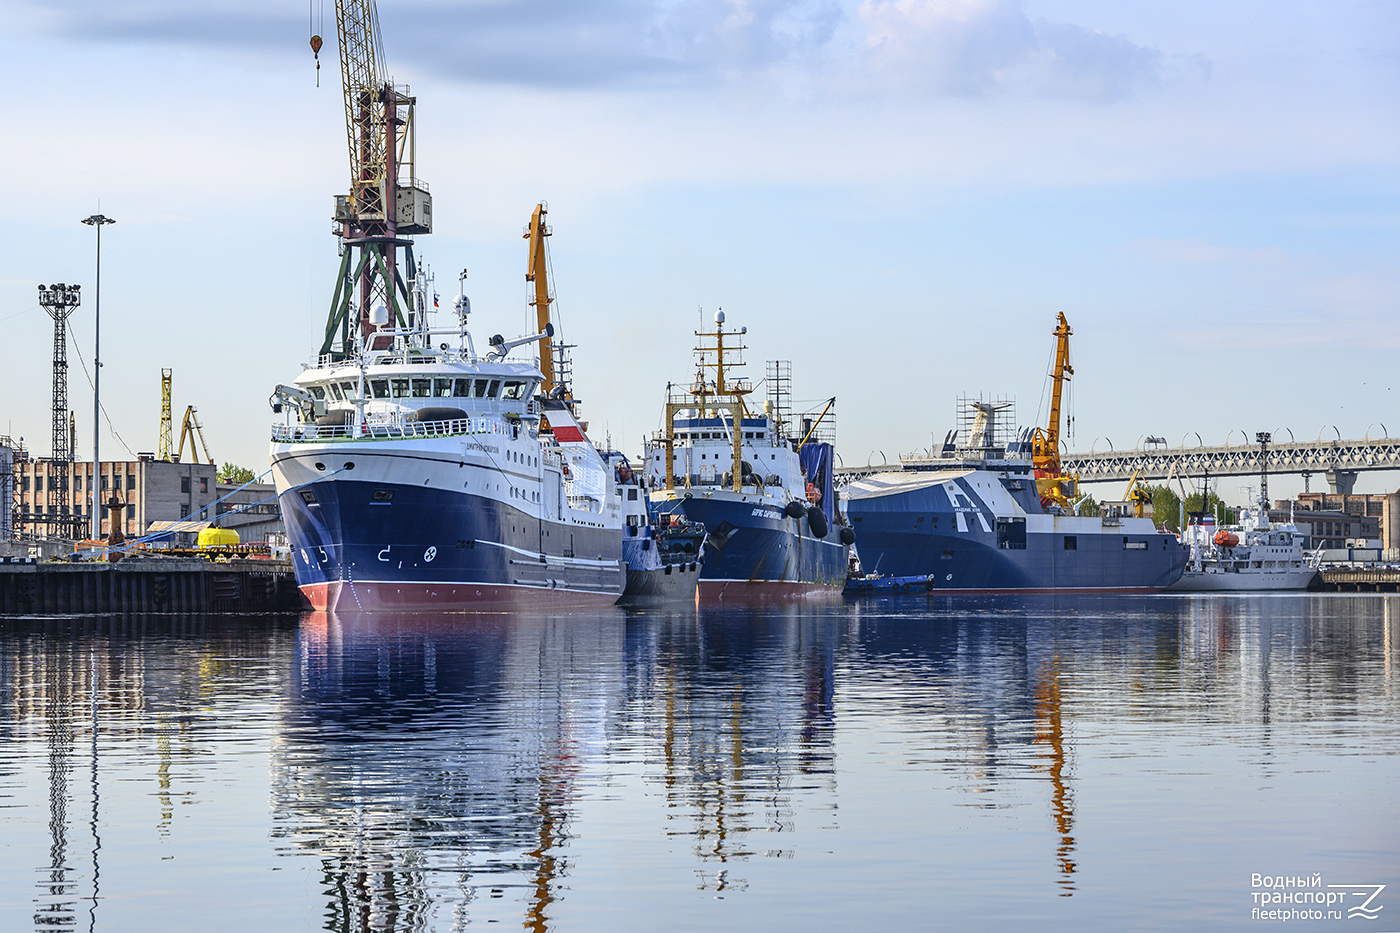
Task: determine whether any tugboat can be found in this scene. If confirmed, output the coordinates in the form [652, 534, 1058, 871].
[844, 314, 1189, 591]
[643, 311, 852, 598]
[269, 205, 626, 611]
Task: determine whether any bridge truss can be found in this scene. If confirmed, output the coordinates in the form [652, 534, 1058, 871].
[1062, 437, 1400, 494]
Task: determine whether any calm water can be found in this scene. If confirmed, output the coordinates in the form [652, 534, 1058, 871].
[1, 595, 1397, 932]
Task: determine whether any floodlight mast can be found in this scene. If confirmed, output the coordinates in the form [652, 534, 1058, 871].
[81, 213, 115, 540]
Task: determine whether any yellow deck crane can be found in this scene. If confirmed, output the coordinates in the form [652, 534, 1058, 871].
[1029, 312, 1081, 510]
[526, 202, 560, 400]
[1122, 469, 1153, 518]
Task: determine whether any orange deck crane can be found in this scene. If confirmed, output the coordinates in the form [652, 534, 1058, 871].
[1029, 312, 1081, 510]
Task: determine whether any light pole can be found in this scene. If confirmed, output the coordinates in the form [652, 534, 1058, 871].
[82, 214, 114, 540]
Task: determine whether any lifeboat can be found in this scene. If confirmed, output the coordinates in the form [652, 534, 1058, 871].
[1214, 530, 1239, 548]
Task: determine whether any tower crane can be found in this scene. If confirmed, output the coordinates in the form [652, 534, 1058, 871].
[316, 0, 432, 359]
[157, 368, 174, 461]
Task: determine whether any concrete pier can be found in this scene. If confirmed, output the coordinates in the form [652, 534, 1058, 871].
[0, 558, 301, 615]
[1315, 567, 1400, 592]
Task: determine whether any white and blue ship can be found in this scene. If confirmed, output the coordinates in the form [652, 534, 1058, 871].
[269, 208, 628, 611]
[643, 312, 853, 597]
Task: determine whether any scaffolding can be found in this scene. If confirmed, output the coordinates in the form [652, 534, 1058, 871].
[765, 360, 792, 439]
[956, 396, 1016, 454]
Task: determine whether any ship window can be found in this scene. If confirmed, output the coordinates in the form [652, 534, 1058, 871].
[1064, 536, 1077, 551]
[370, 379, 390, 399]
[328, 383, 344, 401]
[453, 378, 472, 397]
[916, 516, 924, 523]
[434, 378, 453, 397]
[309, 386, 326, 400]
[486, 380, 501, 398]
[628, 488, 638, 500]
[411, 378, 432, 398]
[300, 490, 317, 504]
[473, 379, 490, 397]
[391, 378, 410, 398]
[941, 550, 954, 559]
[1124, 539, 1147, 550]
[503, 380, 527, 400]
[341, 381, 357, 396]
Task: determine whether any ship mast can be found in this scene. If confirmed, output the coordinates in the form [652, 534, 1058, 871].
[663, 311, 749, 494]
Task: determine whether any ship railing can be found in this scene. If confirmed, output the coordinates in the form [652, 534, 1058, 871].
[271, 416, 514, 443]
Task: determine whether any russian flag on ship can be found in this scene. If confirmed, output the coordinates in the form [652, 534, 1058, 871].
[541, 398, 588, 444]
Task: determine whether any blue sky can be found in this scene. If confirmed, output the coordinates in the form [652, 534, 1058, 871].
[1, 0, 1396, 500]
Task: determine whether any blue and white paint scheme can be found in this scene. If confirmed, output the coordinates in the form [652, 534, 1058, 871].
[644, 311, 852, 598]
[845, 402, 1188, 592]
[269, 267, 625, 611]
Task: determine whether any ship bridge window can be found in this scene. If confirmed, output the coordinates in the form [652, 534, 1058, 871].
[472, 379, 491, 398]
[340, 381, 357, 397]
[453, 378, 472, 397]
[391, 378, 410, 398]
[434, 378, 453, 397]
[328, 383, 344, 401]
[503, 380, 528, 400]
[487, 379, 501, 398]
[411, 378, 432, 398]
[309, 386, 326, 401]
[370, 378, 390, 399]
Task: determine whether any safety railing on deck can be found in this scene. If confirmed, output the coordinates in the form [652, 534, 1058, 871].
[271, 416, 517, 443]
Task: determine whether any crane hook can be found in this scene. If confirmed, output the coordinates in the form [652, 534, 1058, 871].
[310, 34, 322, 86]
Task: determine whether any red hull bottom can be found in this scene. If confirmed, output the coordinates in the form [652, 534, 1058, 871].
[300, 580, 624, 613]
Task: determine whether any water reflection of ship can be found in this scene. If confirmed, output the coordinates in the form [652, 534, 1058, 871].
[845, 598, 1081, 893]
[272, 611, 625, 930]
[1033, 659, 1076, 895]
[636, 607, 840, 888]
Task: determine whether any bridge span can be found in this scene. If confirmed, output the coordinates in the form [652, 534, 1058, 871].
[836, 436, 1400, 494]
[1060, 436, 1400, 493]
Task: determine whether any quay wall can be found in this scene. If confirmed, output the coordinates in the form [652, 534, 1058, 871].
[0, 559, 302, 615]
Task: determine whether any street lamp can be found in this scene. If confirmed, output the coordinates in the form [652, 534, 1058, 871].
[82, 213, 114, 540]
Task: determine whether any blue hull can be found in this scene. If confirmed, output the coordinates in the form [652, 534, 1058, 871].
[847, 482, 1188, 591]
[654, 495, 848, 595]
[280, 478, 624, 610]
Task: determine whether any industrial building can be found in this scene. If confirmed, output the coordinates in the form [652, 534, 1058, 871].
[11, 455, 218, 543]
[0, 436, 18, 541]
[1279, 491, 1400, 553]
